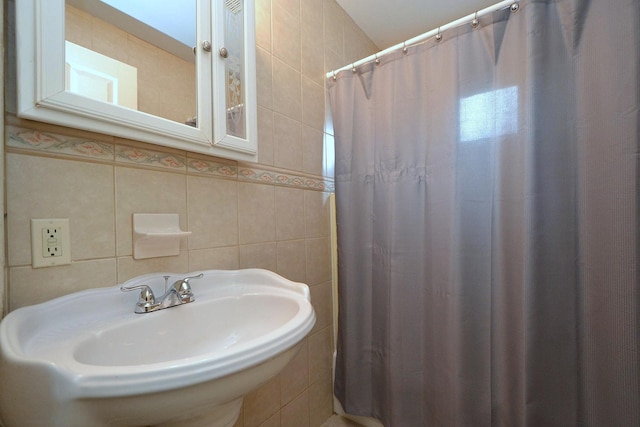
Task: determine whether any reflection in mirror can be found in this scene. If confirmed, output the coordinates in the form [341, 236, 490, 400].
[224, 0, 246, 139]
[64, 0, 197, 126]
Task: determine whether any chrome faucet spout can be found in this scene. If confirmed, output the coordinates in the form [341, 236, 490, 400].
[121, 273, 203, 313]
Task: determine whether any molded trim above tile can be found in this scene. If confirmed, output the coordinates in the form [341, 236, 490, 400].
[6, 125, 114, 161]
[238, 163, 335, 192]
[6, 121, 334, 192]
[187, 157, 238, 178]
[115, 143, 187, 172]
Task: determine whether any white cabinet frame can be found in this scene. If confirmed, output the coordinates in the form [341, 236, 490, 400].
[15, 0, 258, 162]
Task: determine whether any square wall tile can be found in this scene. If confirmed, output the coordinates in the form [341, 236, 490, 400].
[305, 191, 330, 238]
[323, 0, 345, 60]
[281, 390, 310, 427]
[308, 326, 333, 386]
[277, 240, 306, 283]
[238, 182, 276, 245]
[6, 154, 115, 266]
[272, 59, 302, 122]
[258, 106, 275, 166]
[255, 0, 272, 51]
[280, 339, 309, 406]
[274, 0, 300, 13]
[9, 259, 116, 310]
[324, 48, 343, 83]
[305, 237, 331, 285]
[239, 243, 277, 271]
[187, 176, 238, 249]
[116, 252, 189, 283]
[275, 187, 305, 241]
[309, 375, 334, 427]
[303, 126, 324, 176]
[115, 167, 187, 257]
[310, 281, 333, 334]
[272, 1, 301, 70]
[256, 47, 273, 110]
[302, 77, 325, 131]
[188, 247, 239, 271]
[344, 16, 379, 65]
[243, 375, 281, 427]
[258, 412, 280, 427]
[301, 0, 326, 85]
[274, 113, 303, 172]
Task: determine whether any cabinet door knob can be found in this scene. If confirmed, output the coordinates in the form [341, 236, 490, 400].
[219, 47, 229, 58]
[202, 40, 212, 52]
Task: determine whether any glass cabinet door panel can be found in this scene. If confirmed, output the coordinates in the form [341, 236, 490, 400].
[213, 0, 257, 155]
[223, 0, 246, 139]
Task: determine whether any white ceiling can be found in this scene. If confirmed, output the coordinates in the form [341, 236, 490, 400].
[336, 0, 502, 49]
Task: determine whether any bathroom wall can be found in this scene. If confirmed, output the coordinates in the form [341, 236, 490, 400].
[3, 0, 377, 426]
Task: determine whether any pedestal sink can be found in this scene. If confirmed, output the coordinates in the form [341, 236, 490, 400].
[0, 269, 316, 427]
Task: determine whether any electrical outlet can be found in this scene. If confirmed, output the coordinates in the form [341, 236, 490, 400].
[31, 219, 71, 268]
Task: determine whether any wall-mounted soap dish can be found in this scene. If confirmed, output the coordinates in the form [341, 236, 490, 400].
[133, 213, 191, 259]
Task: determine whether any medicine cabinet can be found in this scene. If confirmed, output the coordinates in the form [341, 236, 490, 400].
[15, 0, 258, 162]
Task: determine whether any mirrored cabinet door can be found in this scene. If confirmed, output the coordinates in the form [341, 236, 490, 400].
[64, 0, 198, 126]
[15, 0, 257, 162]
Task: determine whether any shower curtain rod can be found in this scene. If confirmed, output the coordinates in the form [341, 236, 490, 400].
[326, 0, 519, 79]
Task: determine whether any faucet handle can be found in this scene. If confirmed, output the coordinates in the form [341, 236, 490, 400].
[120, 284, 156, 304]
[182, 273, 204, 285]
[172, 273, 203, 302]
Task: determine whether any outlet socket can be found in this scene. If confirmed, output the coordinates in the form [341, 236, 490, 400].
[31, 219, 71, 268]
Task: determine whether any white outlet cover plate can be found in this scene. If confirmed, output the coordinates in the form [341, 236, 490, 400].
[31, 219, 71, 268]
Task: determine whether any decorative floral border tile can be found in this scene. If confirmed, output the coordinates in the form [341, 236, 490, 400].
[115, 144, 186, 172]
[6, 124, 334, 191]
[187, 158, 238, 178]
[6, 126, 114, 161]
[237, 165, 335, 192]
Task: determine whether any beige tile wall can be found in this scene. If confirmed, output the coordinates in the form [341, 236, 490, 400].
[3, 0, 377, 426]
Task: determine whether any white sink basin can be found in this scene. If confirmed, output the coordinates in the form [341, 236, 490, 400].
[0, 269, 316, 427]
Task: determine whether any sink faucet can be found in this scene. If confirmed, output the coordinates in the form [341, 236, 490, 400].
[121, 273, 203, 314]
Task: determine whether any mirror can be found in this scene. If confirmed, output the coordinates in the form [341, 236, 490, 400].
[65, 0, 197, 126]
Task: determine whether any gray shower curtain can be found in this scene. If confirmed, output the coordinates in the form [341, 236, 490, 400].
[328, 1, 639, 426]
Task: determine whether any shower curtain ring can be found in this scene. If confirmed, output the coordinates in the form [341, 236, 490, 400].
[332, 70, 337, 81]
[402, 42, 408, 54]
[435, 27, 443, 42]
[375, 53, 380, 65]
[510, 2, 520, 12]
[471, 12, 479, 28]
[351, 64, 357, 73]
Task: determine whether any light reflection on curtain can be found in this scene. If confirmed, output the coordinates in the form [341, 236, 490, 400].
[328, 1, 639, 426]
